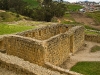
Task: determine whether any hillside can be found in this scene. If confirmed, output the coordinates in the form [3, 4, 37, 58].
[0, 11, 25, 22]
[71, 12, 100, 30]
[54, 11, 100, 30]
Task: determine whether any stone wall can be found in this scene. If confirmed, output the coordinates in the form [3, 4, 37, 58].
[0, 35, 7, 53]
[0, 52, 67, 75]
[16, 24, 69, 40]
[0, 35, 45, 66]
[0, 24, 84, 67]
[45, 33, 71, 66]
[44, 26, 84, 66]
[85, 34, 100, 43]
[71, 26, 85, 53]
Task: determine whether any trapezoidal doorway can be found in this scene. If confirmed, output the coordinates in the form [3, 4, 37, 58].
[70, 35, 73, 53]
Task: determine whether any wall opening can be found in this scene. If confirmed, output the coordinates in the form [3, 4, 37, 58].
[66, 27, 69, 31]
[0, 41, 6, 53]
[25, 34, 28, 37]
[32, 32, 35, 37]
[39, 30, 41, 36]
[0, 41, 2, 49]
[59, 27, 62, 33]
[70, 35, 73, 53]
[44, 29, 46, 34]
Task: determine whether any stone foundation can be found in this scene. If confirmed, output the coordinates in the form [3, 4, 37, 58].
[85, 34, 100, 43]
[0, 24, 84, 75]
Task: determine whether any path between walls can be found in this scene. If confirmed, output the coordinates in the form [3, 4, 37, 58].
[60, 41, 100, 69]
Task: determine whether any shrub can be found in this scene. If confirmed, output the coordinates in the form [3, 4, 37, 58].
[91, 45, 100, 52]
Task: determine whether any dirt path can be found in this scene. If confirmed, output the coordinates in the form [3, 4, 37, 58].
[60, 41, 100, 70]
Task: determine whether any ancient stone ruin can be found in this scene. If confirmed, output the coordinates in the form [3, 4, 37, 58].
[0, 24, 84, 75]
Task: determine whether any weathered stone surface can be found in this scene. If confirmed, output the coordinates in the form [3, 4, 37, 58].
[85, 34, 100, 43]
[0, 52, 66, 75]
[16, 24, 69, 40]
[0, 24, 84, 75]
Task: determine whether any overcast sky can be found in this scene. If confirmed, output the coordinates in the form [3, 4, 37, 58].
[63, 0, 100, 3]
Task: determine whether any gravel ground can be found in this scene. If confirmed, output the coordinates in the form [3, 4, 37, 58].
[60, 41, 100, 69]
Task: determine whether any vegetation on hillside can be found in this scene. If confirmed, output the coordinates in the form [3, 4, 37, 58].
[0, 0, 66, 22]
[67, 4, 83, 12]
[71, 61, 100, 75]
[0, 23, 35, 35]
[0, 12, 25, 22]
[85, 30, 100, 35]
[86, 11, 100, 25]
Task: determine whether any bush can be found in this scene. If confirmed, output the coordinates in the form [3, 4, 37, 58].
[31, 2, 67, 22]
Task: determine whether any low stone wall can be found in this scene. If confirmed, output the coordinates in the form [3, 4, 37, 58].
[0, 24, 85, 68]
[45, 62, 83, 75]
[0, 52, 66, 75]
[85, 34, 100, 43]
[16, 24, 69, 40]
[0, 37, 4, 52]
[70, 26, 84, 53]
[0, 35, 45, 66]
[45, 33, 71, 66]
[44, 26, 84, 66]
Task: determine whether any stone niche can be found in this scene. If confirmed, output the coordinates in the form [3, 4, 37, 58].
[0, 24, 84, 66]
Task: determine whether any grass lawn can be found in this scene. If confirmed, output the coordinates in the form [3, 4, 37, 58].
[91, 45, 100, 52]
[71, 62, 100, 75]
[0, 23, 35, 35]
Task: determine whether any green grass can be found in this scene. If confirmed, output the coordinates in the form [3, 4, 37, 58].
[85, 30, 100, 35]
[0, 23, 35, 35]
[67, 4, 83, 12]
[84, 25, 100, 35]
[84, 25, 100, 31]
[91, 45, 100, 52]
[71, 62, 100, 75]
[64, 13, 75, 21]
[0, 12, 24, 22]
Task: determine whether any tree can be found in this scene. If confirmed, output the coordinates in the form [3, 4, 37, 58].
[0, 0, 9, 10]
[43, 0, 52, 4]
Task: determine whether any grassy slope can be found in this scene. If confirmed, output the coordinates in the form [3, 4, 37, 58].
[71, 62, 100, 75]
[67, 4, 83, 12]
[0, 12, 25, 22]
[0, 23, 35, 35]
